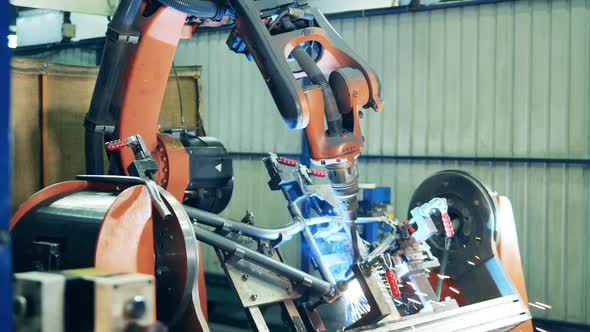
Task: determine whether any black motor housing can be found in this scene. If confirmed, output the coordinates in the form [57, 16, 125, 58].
[164, 129, 234, 213]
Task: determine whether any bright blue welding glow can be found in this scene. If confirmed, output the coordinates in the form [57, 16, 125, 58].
[299, 190, 372, 325]
[298, 193, 355, 282]
[308, 220, 354, 281]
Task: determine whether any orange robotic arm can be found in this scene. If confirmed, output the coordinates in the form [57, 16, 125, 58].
[85, 0, 383, 198]
[84, 1, 384, 264]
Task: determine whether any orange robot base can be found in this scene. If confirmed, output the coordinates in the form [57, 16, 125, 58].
[10, 180, 208, 331]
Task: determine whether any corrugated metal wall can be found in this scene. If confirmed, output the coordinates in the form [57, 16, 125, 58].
[177, 0, 590, 323]
[22, 0, 590, 323]
[175, 31, 303, 153]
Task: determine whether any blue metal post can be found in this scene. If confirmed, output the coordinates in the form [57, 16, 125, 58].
[300, 133, 311, 168]
[0, 1, 13, 329]
[359, 187, 392, 243]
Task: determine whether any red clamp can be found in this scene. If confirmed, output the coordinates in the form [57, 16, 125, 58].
[442, 212, 454, 238]
[278, 156, 298, 167]
[308, 168, 327, 178]
[403, 220, 416, 235]
[385, 269, 401, 298]
[278, 156, 326, 178]
[105, 139, 128, 152]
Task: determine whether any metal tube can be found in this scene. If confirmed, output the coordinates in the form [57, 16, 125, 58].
[299, 219, 336, 285]
[305, 216, 387, 226]
[193, 224, 334, 296]
[184, 205, 303, 241]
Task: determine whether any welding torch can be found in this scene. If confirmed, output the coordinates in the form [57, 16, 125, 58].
[325, 160, 362, 263]
[272, 154, 363, 263]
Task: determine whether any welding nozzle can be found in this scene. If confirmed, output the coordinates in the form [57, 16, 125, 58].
[325, 160, 361, 262]
[325, 160, 359, 222]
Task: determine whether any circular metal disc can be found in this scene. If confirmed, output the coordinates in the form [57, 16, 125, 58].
[154, 189, 200, 329]
[408, 170, 498, 279]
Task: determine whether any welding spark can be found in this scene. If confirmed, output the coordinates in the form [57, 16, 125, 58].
[413, 304, 418, 310]
[474, 255, 480, 260]
[414, 291, 428, 297]
[467, 260, 475, 266]
[475, 236, 481, 241]
[535, 302, 552, 309]
[343, 279, 371, 324]
[528, 302, 546, 310]
[437, 274, 450, 280]
[535, 328, 549, 332]
[406, 281, 417, 289]
[449, 286, 460, 294]
[394, 299, 404, 305]
[425, 268, 431, 273]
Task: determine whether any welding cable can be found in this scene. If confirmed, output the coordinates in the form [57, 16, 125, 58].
[436, 236, 453, 300]
[192, 224, 335, 296]
[267, 9, 289, 32]
[157, 0, 228, 19]
[435, 211, 456, 299]
[290, 45, 343, 135]
[85, 0, 143, 175]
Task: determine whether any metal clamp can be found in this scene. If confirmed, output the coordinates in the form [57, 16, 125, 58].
[83, 118, 115, 134]
[106, 26, 140, 44]
[75, 175, 171, 219]
[226, 247, 246, 264]
[409, 197, 448, 243]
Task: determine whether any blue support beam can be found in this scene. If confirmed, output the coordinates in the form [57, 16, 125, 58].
[0, 0, 13, 329]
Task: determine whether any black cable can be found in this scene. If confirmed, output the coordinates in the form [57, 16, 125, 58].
[172, 61, 185, 128]
[291, 45, 343, 135]
[267, 9, 289, 32]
